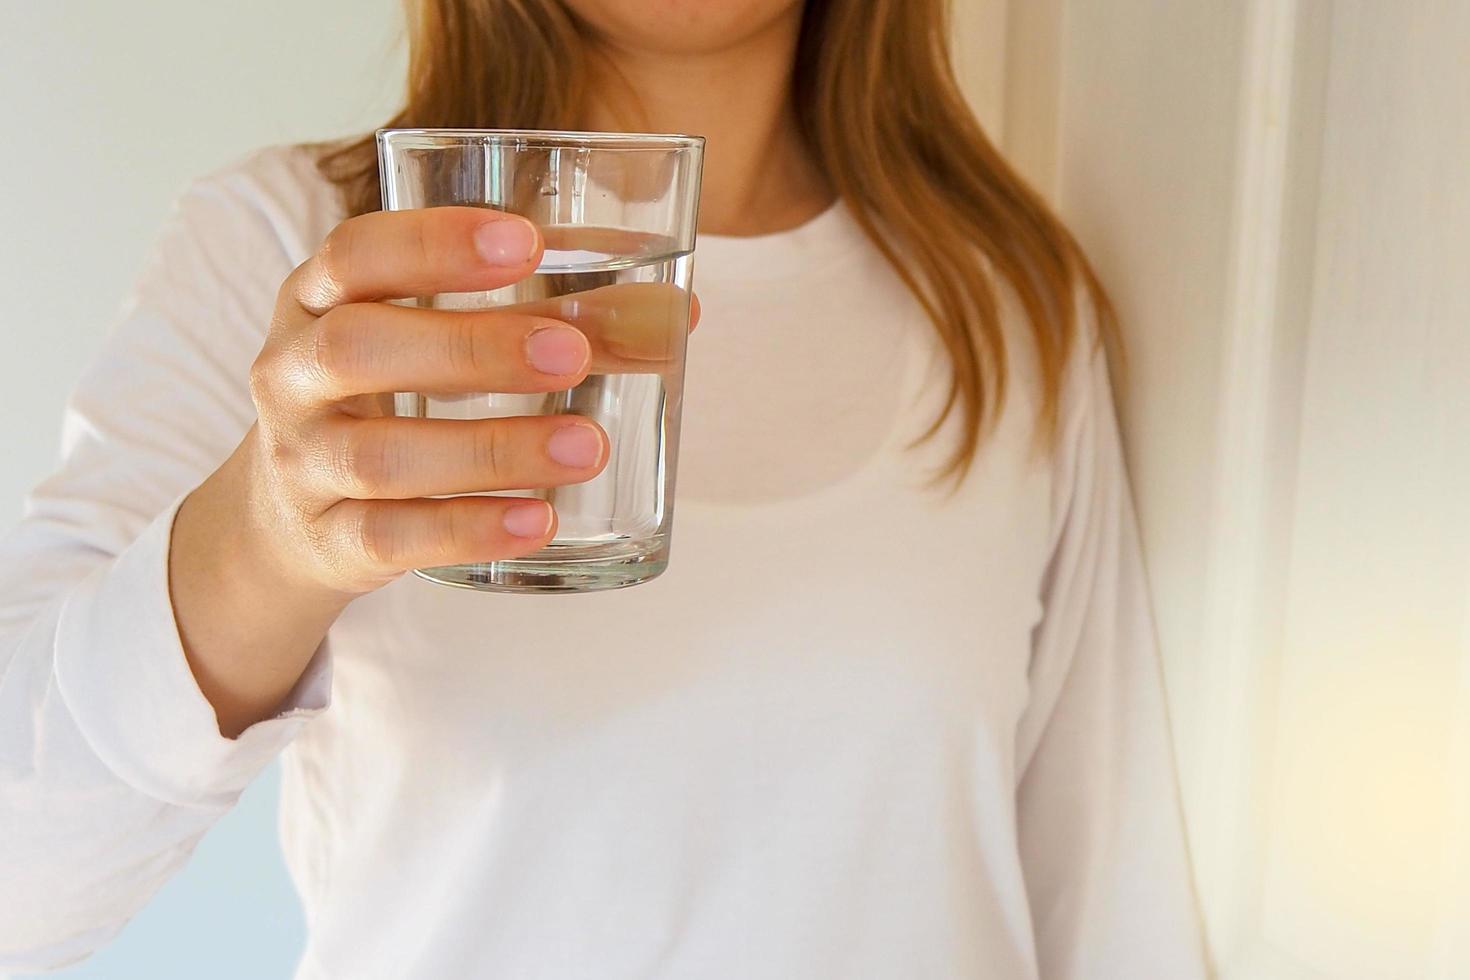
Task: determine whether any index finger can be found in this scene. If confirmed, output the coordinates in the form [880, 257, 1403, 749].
[290, 207, 542, 316]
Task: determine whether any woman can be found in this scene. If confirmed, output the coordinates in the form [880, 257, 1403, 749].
[0, 0, 1206, 976]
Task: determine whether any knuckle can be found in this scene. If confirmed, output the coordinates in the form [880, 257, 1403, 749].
[355, 504, 400, 568]
[471, 423, 508, 482]
[429, 503, 466, 562]
[260, 427, 302, 475]
[248, 337, 313, 414]
[309, 307, 365, 389]
[247, 351, 276, 408]
[316, 221, 359, 298]
[335, 424, 393, 497]
[445, 316, 489, 379]
[412, 217, 434, 270]
[302, 515, 348, 579]
[275, 270, 304, 313]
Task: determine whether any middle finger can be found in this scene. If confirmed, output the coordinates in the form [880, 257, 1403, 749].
[306, 303, 591, 402]
[319, 413, 609, 501]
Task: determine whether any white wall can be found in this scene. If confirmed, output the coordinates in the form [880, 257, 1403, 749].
[1000, 1, 1470, 976]
[1261, 3, 1470, 974]
[0, 0, 404, 519]
[0, 4, 404, 978]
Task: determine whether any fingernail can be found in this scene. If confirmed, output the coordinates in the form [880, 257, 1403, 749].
[547, 424, 603, 468]
[502, 501, 552, 538]
[474, 219, 537, 266]
[525, 325, 589, 376]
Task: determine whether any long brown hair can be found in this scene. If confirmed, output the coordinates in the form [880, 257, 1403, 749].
[319, 0, 1116, 480]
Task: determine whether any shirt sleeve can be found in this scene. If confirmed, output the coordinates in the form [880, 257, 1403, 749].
[0, 151, 331, 972]
[1014, 314, 1209, 979]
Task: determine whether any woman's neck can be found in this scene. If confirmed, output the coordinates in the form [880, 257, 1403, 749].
[578, 10, 832, 236]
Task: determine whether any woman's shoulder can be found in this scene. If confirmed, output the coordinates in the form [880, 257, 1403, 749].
[123, 144, 349, 342]
[173, 142, 347, 266]
[967, 262, 1110, 443]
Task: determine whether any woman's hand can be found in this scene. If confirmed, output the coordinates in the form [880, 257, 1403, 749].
[170, 207, 606, 736]
[244, 206, 609, 593]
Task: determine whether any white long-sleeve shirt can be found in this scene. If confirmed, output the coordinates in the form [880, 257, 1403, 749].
[0, 146, 1207, 979]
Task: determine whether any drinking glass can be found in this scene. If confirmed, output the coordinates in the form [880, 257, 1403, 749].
[377, 128, 704, 593]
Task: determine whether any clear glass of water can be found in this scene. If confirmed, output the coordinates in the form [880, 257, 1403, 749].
[377, 128, 704, 593]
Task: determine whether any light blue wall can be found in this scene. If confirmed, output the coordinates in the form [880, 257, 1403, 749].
[0, 5, 402, 978]
[16, 766, 304, 980]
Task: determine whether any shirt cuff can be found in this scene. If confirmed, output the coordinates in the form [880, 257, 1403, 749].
[52, 495, 331, 808]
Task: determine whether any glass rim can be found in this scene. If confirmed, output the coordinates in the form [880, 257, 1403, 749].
[377, 127, 704, 152]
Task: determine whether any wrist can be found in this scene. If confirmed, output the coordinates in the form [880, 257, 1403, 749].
[220, 440, 352, 614]
[170, 435, 348, 737]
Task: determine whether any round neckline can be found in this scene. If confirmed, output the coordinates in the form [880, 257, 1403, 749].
[694, 200, 868, 281]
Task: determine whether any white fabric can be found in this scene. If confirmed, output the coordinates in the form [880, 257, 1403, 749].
[0, 146, 1207, 979]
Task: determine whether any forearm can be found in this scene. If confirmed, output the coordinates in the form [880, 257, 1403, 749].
[169, 437, 350, 738]
[0, 492, 326, 966]
[0, 603, 220, 970]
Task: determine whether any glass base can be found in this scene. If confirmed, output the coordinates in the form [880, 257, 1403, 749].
[414, 542, 667, 594]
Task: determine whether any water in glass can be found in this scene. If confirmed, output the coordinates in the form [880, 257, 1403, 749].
[394, 226, 694, 592]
